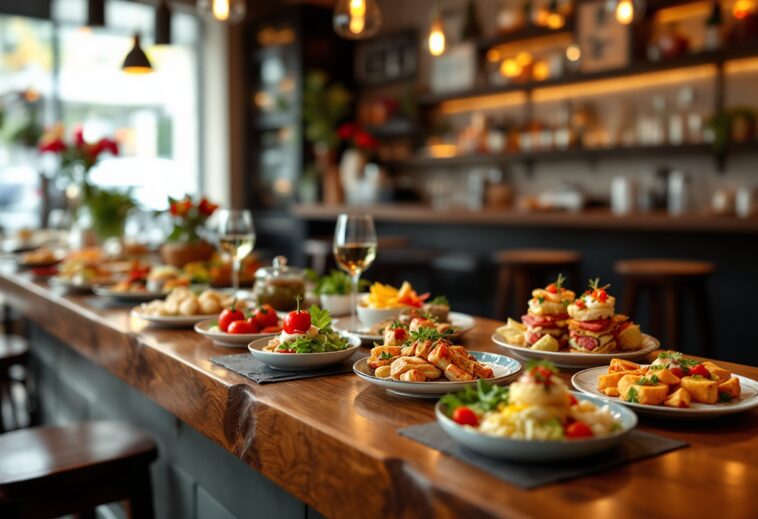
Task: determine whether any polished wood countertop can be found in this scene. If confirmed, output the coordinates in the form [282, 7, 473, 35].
[292, 204, 758, 234]
[1, 267, 757, 518]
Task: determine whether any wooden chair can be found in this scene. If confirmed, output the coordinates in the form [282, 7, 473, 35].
[615, 258, 716, 355]
[0, 421, 158, 518]
[0, 335, 29, 433]
[493, 249, 582, 319]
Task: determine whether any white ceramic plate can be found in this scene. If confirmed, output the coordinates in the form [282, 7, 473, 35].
[353, 351, 522, 398]
[93, 285, 168, 303]
[435, 392, 637, 461]
[194, 318, 280, 348]
[130, 306, 217, 328]
[491, 332, 660, 369]
[50, 276, 112, 293]
[334, 312, 477, 345]
[247, 333, 362, 371]
[571, 366, 758, 419]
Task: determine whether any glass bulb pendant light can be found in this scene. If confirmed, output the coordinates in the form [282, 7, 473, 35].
[197, 0, 246, 24]
[608, 0, 645, 25]
[333, 0, 382, 40]
[427, 9, 446, 56]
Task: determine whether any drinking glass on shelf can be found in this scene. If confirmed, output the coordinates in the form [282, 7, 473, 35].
[215, 209, 256, 296]
[333, 214, 377, 328]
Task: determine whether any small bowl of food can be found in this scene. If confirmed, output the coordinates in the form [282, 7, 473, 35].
[357, 281, 429, 327]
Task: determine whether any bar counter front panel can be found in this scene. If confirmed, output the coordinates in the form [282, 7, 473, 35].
[1, 267, 758, 519]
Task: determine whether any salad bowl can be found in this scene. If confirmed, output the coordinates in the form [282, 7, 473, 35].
[248, 333, 361, 371]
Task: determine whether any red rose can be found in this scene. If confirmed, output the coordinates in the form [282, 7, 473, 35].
[170, 199, 192, 217]
[94, 138, 119, 156]
[73, 127, 85, 148]
[198, 198, 218, 217]
[337, 122, 358, 140]
[354, 131, 379, 150]
[39, 139, 66, 153]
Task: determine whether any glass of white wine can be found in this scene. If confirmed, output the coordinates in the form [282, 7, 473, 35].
[333, 214, 377, 328]
[216, 209, 256, 297]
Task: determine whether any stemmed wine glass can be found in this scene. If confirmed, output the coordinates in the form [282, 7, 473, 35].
[333, 214, 377, 328]
[215, 209, 256, 297]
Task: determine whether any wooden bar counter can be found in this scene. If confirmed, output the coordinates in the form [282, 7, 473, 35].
[1, 265, 757, 518]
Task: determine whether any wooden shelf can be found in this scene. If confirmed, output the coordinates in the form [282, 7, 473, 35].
[418, 45, 758, 106]
[381, 143, 721, 169]
[476, 21, 575, 52]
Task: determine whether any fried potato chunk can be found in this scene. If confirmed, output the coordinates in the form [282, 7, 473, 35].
[681, 376, 718, 404]
[702, 361, 731, 383]
[718, 377, 741, 401]
[664, 388, 691, 408]
[609, 359, 641, 373]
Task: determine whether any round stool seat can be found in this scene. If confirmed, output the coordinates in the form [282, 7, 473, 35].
[0, 422, 157, 497]
[615, 259, 715, 278]
[494, 249, 581, 267]
[0, 336, 28, 370]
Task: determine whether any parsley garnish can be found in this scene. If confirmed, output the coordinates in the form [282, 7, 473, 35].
[679, 358, 700, 368]
[626, 387, 639, 403]
[409, 327, 450, 343]
[537, 296, 545, 304]
[637, 374, 659, 386]
[379, 351, 393, 360]
[440, 380, 510, 416]
[429, 295, 449, 306]
[389, 320, 405, 330]
[718, 392, 733, 403]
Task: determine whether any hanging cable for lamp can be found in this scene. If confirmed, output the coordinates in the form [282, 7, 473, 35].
[333, 0, 382, 39]
[197, 0, 247, 24]
[155, 0, 172, 46]
[85, 0, 105, 29]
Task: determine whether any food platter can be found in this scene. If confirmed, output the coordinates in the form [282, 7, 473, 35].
[194, 319, 280, 348]
[435, 392, 637, 461]
[491, 332, 660, 369]
[248, 333, 362, 371]
[130, 306, 217, 328]
[571, 366, 758, 419]
[353, 351, 522, 398]
[49, 276, 110, 293]
[93, 284, 168, 302]
[333, 312, 476, 344]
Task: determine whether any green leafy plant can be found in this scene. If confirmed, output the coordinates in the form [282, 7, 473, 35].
[313, 270, 369, 296]
[302, 70, 351, 150]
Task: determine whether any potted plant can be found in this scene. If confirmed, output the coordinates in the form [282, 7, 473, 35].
[302, 71, 351, 205]
[311, 269, 369, 316]
[38, 124, 134, 242]
[160, 195, 219, 267]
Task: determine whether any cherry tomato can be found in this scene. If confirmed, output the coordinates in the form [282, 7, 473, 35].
[393, 328, 408, 342]
[565, 421, 594, 438]
[228, 320, 256, 334]
[254, 305, 279, 329]
[244, 316, 260, 334]
[283, 302, 311, 334]
[568, 394, 579, 406]
[452, 406, 479, 427]
[260, 325, 283, 334]
[690, 363, 710, 378]
[219, 304, 245, 332]
[670, 367, 685, 379]
[546, 283, 557, 294]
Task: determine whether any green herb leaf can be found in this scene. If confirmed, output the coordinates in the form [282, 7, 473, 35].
[379, 351, 393, 360]
[718, 392, 733, 403]
[428, 295, 449, 306]
[308, 305, 332, 330]
[626, 386, 639, 403]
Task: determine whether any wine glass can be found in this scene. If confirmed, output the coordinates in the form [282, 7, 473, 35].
[215, 209, 256, 297]
[333, 214, 377, 328]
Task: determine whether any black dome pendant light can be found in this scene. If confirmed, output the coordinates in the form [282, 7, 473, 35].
[122, 33, 153, 74]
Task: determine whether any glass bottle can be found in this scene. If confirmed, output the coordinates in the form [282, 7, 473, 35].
[704, 0, 724, 51]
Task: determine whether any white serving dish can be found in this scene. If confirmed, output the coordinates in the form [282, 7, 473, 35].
[334, 312, 477, 345]
[435, 392, 637, 461]
[130, 305, 216, 328]
[247, 333, 361, 371]
[93, 284, 168, 303]
[491, 332, 660, 369]
[572, 366, 758, 420]
[356, 305, 402, 327]
[353, 351, 522, 398]
[319, 294, 353, 316]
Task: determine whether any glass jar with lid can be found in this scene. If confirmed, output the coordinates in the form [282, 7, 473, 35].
[254, 255, 305, 311]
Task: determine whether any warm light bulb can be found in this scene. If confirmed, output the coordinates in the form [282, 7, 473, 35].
[500, 58, 522, 78]
[733, 0, 755, 19]
[333, 0, 382, 39]
[197, 0, 246, 24]
[546, 12, 565, 28]
[428, 15, 446, 56]
[615, 0, 635, 24]
[566, 44, 582, 62]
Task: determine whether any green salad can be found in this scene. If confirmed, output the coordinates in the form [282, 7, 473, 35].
[271, 306, 350, 354]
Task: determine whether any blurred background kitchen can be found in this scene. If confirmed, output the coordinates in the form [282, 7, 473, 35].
[1, 0, 757, 364]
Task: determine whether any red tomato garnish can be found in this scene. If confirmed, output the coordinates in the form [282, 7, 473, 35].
[260, 325, 283, 333]
[219, 304, 245, 332]
[254, 304, 278, 329]
[690, 364, 710, 378]
[283, 298, 311, 334]
[670, 367, 685, 379]
[228, 320, 255, 334]
[575, 299, 586, 309]
[565, 421, 594, 438]
[452, 407, 479, 427]
[393, 328, 408, 342]
[546, 283, 557, 294]
[244, 316, 260, 334]
[568, 394, 579, 406]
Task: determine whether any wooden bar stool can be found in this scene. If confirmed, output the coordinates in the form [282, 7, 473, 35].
[493, 249, 582, 319]
[0, 421, 157, 518]
[615, 259, 716, 355]
[0, 335, 29, 433]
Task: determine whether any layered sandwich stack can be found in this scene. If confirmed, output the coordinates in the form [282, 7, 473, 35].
[522, 275, 575, 348]
[567, 280, 618, 353]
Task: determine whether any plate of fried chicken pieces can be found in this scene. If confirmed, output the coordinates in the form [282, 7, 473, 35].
[353, 328, 522, 397]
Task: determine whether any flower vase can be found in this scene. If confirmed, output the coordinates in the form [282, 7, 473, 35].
[339, 148, 368, 205]
[160, 240, 215, 268]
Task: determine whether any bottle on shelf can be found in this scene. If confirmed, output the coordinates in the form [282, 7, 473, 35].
[704, 0, 724, 51]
